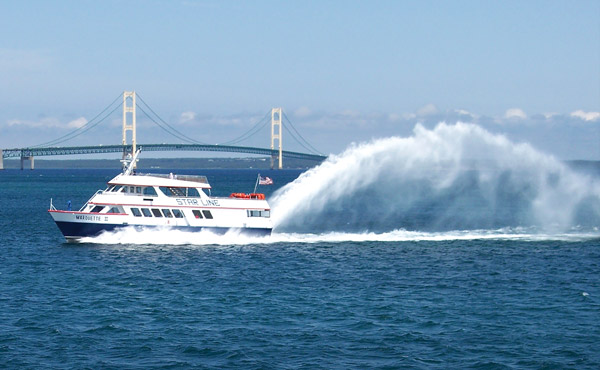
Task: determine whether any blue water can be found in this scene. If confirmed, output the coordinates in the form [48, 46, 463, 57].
[1, 168, 600, 369]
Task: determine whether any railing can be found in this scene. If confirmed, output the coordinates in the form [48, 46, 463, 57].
[137, 173, 209, 184]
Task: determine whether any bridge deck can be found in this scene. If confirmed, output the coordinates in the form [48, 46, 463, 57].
[1, 144, 327, 162]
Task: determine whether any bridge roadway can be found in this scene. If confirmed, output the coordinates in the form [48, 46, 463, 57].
[0, 144, 327, 169]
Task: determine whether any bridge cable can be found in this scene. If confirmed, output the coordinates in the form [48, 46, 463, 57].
[282, 123, 319, 155]
[136, 94, 209, 145]
[217, 111, 272, 146]
[30, 94, 123, 148]
[135, 105, 203, 145]
[282, 112, 323, 155]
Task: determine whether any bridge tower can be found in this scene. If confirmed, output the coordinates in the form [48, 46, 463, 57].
[271, 107, 283, 169]
[122, 91, 137, 167]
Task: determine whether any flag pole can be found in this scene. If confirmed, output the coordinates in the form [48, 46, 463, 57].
[254, 173, 260, 193]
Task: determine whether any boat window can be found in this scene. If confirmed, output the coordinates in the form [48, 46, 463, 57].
[131, 208, 142, 217]
[247, 210, 270, 218]
[90, 205, 105, 213]
[106, 185, 115, 192]
[159, 186, 185, 197]
[111, 186, 122, 192]
[192, 210, 203, 219]
[141, 208, 152, 217]
[107, 207, 121, 214]
[151, 208, 162, 217]
[202, 210, 213, 219]
[136, 187, 142, 194]
[129, 186, 135, 193]
[159, 186, 200, 197]
[143, 187, 157, 196]
[162, 209, 173, 218]
[172, 209, 184, 218]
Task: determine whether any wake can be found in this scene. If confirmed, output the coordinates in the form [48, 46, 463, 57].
[79, 226, 600, 246]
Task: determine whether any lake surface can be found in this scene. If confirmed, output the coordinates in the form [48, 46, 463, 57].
[1, 168, 599, 369]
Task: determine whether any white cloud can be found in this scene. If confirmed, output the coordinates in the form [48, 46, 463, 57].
[67, 117, 88, 128]
[571, 110, 600, 122]
[180, 111, 196, 123]
[294, 106, 311, 117]
[340, 110, 360, 118]
[6, 116, 88, 129]
[504, 108, 527, 120]
[454, 109, 478, 119]
[388, 113, 401, 122]
[8, 117, 60, 128]
[416, 103, 438, 116]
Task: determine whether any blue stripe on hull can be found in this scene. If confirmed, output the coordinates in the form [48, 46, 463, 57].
[54, 221, 272, 241]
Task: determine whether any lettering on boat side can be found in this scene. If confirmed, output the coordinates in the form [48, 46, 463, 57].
[75, 215, 101, 221]
[176, 198, 220, 207]
[176, 198, 199, 206]
[201, 199, 220, 207]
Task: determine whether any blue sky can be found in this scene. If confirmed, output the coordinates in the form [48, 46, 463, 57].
[1, 0, 599, 159]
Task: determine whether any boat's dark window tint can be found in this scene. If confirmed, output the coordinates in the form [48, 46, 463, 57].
[110, 186, 120, 192]
[162, 209, 173, 218]
[90, 205, 104, 213]
[171, 187, 185, 196]
[122, 186, 128, 193]
[129, 186, 135, 193]
[192, 210, 203, 219]
[131, 208, 142, 217]
[141, 208, 152, 217]
[202, 210, 213, 219]
[159, 187, 187, 197]
[172, 209, 184, 218]
[106, 185, 115, 192]
[187, 188, 200, 197]
[143, 187, 157, 196]
[136, 187, 142, 194]
[107, 207, 120, 214]
[151, 208, 162, 217]
[263, 210, 270, 218]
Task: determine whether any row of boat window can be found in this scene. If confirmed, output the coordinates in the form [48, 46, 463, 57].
[88, 205, 265, 219]
[130, 207, 213, 219]
[106, 185, 200, 197]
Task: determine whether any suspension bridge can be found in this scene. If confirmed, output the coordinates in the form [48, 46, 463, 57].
[0, 91, 327, 170]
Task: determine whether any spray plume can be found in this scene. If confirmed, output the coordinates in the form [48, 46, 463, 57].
[271, 123, 600, 233]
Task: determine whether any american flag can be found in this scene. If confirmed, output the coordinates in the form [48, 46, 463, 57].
[259, 176, 273, 185]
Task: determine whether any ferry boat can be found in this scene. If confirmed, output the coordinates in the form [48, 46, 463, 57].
[48, 149, 272, 242]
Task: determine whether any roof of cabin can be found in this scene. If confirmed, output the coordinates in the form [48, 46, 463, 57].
[108, 173, 211, 189]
